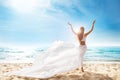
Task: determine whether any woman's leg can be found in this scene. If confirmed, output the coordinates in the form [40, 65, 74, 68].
[81, 67, 84, 72]
[79, 45, 87, 72]
[79, 55, 85, 72]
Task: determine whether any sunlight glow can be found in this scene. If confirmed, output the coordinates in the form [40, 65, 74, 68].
[4, 0, 51, 14]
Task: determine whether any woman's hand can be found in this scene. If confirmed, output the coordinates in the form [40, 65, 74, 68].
[93, 20, 96, 24]
[68, 22, 77, 35]
[68, 22, 72, 26]
[85, 20, 96, 36]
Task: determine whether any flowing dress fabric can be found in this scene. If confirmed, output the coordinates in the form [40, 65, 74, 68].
[6, 41, 87, 78]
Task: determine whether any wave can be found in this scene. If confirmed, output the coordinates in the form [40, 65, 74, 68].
[0, 41, 120, 62]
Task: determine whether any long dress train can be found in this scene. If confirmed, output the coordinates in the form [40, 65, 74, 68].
[5, 41, 87, 78]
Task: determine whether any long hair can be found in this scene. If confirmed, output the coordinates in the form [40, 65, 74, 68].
[78, 27, 84, 41]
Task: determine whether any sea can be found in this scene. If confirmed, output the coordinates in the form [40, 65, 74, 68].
[0, 46, 120, 63]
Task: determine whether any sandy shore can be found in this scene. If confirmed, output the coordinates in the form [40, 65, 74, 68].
[0, 62, 120, 80]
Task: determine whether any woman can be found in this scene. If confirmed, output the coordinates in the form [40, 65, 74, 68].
[5, 20, 96, 78]
[68, 20, 96, 72]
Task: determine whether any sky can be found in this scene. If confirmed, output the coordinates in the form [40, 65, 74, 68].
[0, 0, 120, 48]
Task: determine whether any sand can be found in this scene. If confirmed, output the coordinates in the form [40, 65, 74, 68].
[0, 62, 120, 80]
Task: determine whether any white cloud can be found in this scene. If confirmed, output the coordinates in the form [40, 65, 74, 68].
[4, 0, 52, 14]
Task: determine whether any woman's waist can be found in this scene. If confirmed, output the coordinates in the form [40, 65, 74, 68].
[79, 45, 87, 47]
[79, 44, 87, 47]
[80, 41, 86, 45]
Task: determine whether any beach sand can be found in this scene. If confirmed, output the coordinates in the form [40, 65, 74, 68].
[0, 62, 120, 80]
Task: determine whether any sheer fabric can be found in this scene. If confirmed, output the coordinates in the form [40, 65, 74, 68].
[6, 41, 87, 78]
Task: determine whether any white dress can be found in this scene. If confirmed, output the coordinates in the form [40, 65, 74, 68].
[6, 41, 87, 78]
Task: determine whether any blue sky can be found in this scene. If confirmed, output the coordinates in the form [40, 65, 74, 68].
[0, 0, 120, 47]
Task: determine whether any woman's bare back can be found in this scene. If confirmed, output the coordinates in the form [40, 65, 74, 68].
[77, 33, 86, 45]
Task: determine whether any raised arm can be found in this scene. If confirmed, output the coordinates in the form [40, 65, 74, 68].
[68, 22, 77, 35]
[85, 20, 96, 36]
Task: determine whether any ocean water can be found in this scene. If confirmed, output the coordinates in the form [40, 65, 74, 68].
[85, 46, 120, 61]
[0, 46, 120, 62]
